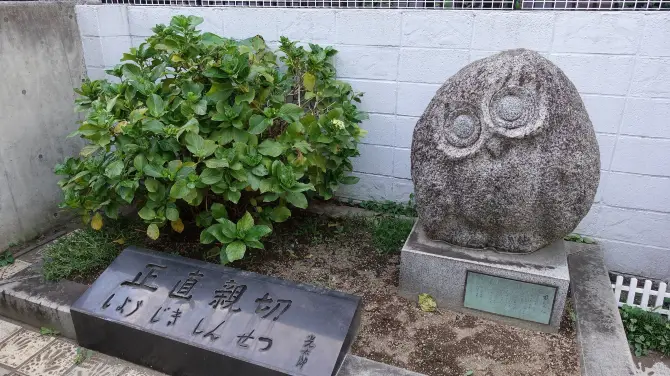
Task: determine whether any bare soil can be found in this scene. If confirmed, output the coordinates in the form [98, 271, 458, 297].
[238, 213, 580, 376]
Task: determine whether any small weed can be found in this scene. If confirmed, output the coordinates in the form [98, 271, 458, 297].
[7, 240, 23, 248]
[564, 300, 577, 330]
[465, 371, 475, 376]
[339, 216, 370, 235]
[74, 347, 93, 365]
[294, 220, 326, 245]
[39, 327, 60, 337]
[42, 217, 145, 282]
[620, 304, 670, 357]
[359, 194, 417, 217]
[564, 233, 596, 244]
[370, 216, 415, 254]
[0, 251, 14, 267]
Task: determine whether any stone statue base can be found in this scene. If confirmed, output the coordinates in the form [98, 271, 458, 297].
[399, 221, 569, 333]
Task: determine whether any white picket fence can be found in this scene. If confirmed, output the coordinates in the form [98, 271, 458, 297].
[612, 275, 670, 318]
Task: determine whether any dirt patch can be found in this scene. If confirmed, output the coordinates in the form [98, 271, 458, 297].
[238, 213, 580, 376]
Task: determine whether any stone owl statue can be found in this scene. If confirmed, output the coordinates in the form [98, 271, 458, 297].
[411, 49, 600, 253]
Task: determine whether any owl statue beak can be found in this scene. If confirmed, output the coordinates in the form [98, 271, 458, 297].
[485, 138, 503, 158]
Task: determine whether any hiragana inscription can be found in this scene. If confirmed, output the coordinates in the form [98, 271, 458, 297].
[102, 294, 115, 309]
[236, 330, 273, 352]
[150, 307, 183, 326]
[150, 307, 167, 323]
[114, 297, 143, 317]
[193, 318, 226, 341]
[168, 308, 183, 326]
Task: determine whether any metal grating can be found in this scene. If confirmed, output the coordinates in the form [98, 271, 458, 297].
[100, 0, 670, 9]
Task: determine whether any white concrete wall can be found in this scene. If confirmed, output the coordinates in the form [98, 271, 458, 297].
[0, 3, 86, 250]
[75, 5, 670, 280]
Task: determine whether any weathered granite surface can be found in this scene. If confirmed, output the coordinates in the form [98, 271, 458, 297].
[400, 222, 569, 332]
[411, 49, 600, 253]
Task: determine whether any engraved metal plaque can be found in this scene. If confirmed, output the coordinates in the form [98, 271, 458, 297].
[463, 271, 556, 324]
[71, 247, 361, 376]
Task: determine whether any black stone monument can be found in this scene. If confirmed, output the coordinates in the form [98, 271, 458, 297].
[71, 247, 362, 376]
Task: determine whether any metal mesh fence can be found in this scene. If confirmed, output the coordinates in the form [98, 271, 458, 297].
[100, 0, 670, 10]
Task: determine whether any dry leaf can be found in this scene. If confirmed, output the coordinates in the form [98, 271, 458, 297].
[418, 293, 437, 312]
[171, 218, 185, 233]
[90, 213, 103, 231]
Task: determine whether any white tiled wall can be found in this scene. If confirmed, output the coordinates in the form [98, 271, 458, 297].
[75, 6, 670, 280]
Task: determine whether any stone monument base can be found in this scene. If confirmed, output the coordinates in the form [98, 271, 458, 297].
[399, 222, 569, 333]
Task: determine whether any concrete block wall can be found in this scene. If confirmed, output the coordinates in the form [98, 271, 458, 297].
[0, 2, 86, 250]
[75, 6, 670, 280]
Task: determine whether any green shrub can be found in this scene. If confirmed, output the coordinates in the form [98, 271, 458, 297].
[55, 15, 367, 264]
[620, 304, 670, 356]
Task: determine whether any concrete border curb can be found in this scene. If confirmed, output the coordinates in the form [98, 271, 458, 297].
[567, 242, 636, 376]
[0, 249, 87, 339]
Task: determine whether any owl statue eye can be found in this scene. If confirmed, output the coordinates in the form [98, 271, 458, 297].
[433, 103, 485, 160]
[445, 107, 481, 148]
[488, 85, 543, 137]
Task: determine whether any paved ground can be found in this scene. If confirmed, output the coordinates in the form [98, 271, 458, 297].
[0, 318, 165, 376]
[635, 352, 670, 376]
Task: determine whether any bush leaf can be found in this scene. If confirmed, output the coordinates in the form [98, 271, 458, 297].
[147, 94, 165, 117]
[225, 241, 246, 262]
[138, 205, 157, 220]
[104, 161, 124, 179]
[340, 175, 360, 185]
[278, 103, 303, 122]
[147, 224, 160, 240]
[258, 140, 285, 157]
[303, 72, 316, 92]
[245, 225, 272, 241]
[200, 168, 223, 185]
[248, 114, 270, 135]
[166, 206, 179, 221]
[269, 206, 291, 222]
[237, 212, 255, 234]
[285, 192, 308, 209]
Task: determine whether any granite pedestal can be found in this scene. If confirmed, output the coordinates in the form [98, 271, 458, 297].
[399, 222, 569, 332]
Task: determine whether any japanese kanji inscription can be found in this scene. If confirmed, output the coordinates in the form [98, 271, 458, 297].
[71, 247, 362, 376]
